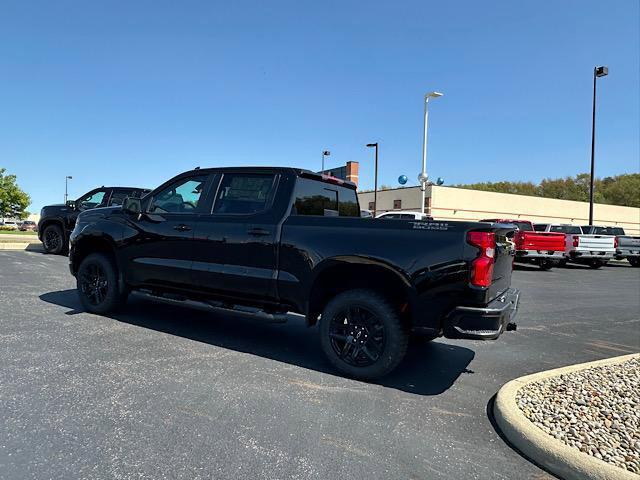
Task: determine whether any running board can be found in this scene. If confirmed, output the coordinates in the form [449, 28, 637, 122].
[137, 289, 289, 324]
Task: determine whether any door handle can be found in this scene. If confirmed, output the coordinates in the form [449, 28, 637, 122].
[248, 227, 270, 236]
[174, 224, 192, 232]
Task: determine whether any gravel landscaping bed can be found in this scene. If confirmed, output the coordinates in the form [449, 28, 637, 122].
[516, 357, 640, 475]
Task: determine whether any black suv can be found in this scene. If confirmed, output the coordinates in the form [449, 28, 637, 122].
[38, 186, 149, 254]
[68, 167, 519, 380]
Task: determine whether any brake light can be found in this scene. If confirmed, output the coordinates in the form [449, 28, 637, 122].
[614, 236, 619, 248]
[573, 235, 580, 247]
[467, 231, 496, 288]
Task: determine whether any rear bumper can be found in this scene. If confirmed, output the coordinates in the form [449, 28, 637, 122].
[568, 250, 614, 260]
[616, 248, 640, 259]
[444, 288, 520, 340]
[516, 250, 564, 260]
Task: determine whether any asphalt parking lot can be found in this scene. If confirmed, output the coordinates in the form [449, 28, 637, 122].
[1, 251, 639, 480]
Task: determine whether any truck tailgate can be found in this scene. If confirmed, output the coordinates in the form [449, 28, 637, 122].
[576, 234, 616, 252]
[516, 231, 565, 251]
[618, 236, 640, 248]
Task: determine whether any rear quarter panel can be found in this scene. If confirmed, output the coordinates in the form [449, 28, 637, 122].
[279, 217, 513, 329]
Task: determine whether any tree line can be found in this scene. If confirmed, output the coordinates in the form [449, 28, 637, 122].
[360, 173, 639, 209]
[454, 173, 639, 208]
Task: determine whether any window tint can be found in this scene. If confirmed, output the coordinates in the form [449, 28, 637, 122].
[109, 191, 130, 206]
[550, 225, 581, 234]
[513, 221, 533, 231]
[78, 190, 107, 210]
[213, 173, 275, 215]
[292, 178, 359, 217]
[292, 178, 337, 216]
[338, 186, 359, 217]
[149, 176, 207, 214]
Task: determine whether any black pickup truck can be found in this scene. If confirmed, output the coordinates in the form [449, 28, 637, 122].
[69, 167, 519, 379]
[38, 186, 149, 254]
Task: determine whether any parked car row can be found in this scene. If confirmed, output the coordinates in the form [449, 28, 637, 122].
[0, 220, 37, 231]
[480, 220, 638, 269]
[59, 166, 520, 380]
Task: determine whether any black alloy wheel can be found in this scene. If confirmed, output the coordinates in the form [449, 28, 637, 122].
[319, 289, 408, 380]
[79, 262, 109, 306]
[328, 305, 386, 367]
[43, 225, 64, 254]
[76, 253, 127, 314]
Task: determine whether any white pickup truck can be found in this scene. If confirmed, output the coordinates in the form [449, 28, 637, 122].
[534, 224, 615, 269]
[584, 226, 640, 267]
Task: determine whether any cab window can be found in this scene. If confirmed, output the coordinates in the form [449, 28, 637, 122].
[213, 173, 275, 215]
[292, 178, 359, 217]
[77, 190, 107, 210]
[148, 176, 208, 214]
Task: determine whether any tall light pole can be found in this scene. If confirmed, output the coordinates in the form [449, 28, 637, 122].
[589, 66, 608, 225]
[366, 143, 379, 216]
[321, 150, 331, 173]
[64, 176, 73, 203]
[419, 91, 443, 214]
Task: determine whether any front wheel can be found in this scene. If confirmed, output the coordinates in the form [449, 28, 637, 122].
[77, 253, 127, 314]
[629, 257, 640, 268]
[42, 224, 67, 254]
[319, 289, 408, 380]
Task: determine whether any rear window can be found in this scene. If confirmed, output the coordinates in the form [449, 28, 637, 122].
[513, 221, 532, 231]
[550, 225, 582, 234]
[591, 226, 625, 235]
[533, 224, 548, 231]
[292, 178, 359, 217]
[213, 173, 275, 215]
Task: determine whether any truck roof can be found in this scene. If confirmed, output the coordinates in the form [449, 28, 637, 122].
[177, 166, 358, 190]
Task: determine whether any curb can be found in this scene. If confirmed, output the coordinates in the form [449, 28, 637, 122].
[0, 242, 43, 251]
[494, 353, 640, 480]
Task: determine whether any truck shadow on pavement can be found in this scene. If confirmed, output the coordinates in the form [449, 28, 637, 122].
[40, 289, 475, 396]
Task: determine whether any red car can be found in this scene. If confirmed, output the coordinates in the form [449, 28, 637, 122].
[481, 219, 566, 270]
[19, 220, 37, 232]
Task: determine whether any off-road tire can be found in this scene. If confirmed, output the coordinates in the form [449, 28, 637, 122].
[319, 289, 409, 380]
[43, 224, 67, 255]
[77, 253, 127, 314]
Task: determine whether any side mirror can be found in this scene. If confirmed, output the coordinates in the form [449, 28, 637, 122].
[66, 200, 77, 209]
[122, 197, 142, 215]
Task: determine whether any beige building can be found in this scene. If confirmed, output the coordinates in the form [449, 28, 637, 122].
[358, 186, 640, 235]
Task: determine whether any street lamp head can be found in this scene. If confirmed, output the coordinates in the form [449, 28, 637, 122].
[322, 150, 330, 156]
[66, 176, 73, 179]
[366, 143, 378, 148]
[426, 91, 443, 99]
[595, 66, 608, 77]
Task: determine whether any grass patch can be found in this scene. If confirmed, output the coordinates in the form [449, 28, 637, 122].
[0, 230, 38, 235]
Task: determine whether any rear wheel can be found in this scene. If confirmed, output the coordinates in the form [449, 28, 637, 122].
[43, 224, 66, 254]
[77, 253, 127, 314]
[629, 257, 640, 267]
[589, 259, 603, 269]
[319, 289, 408, 380]
[538, 259, 553, 271]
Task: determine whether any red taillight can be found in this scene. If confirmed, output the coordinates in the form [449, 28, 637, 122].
[467, 231, 496, 288]
[614, 236, 619, 248]
[573, 235, 580, 247]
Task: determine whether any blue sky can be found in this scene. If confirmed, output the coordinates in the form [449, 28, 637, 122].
[1, 1, 638, 211]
